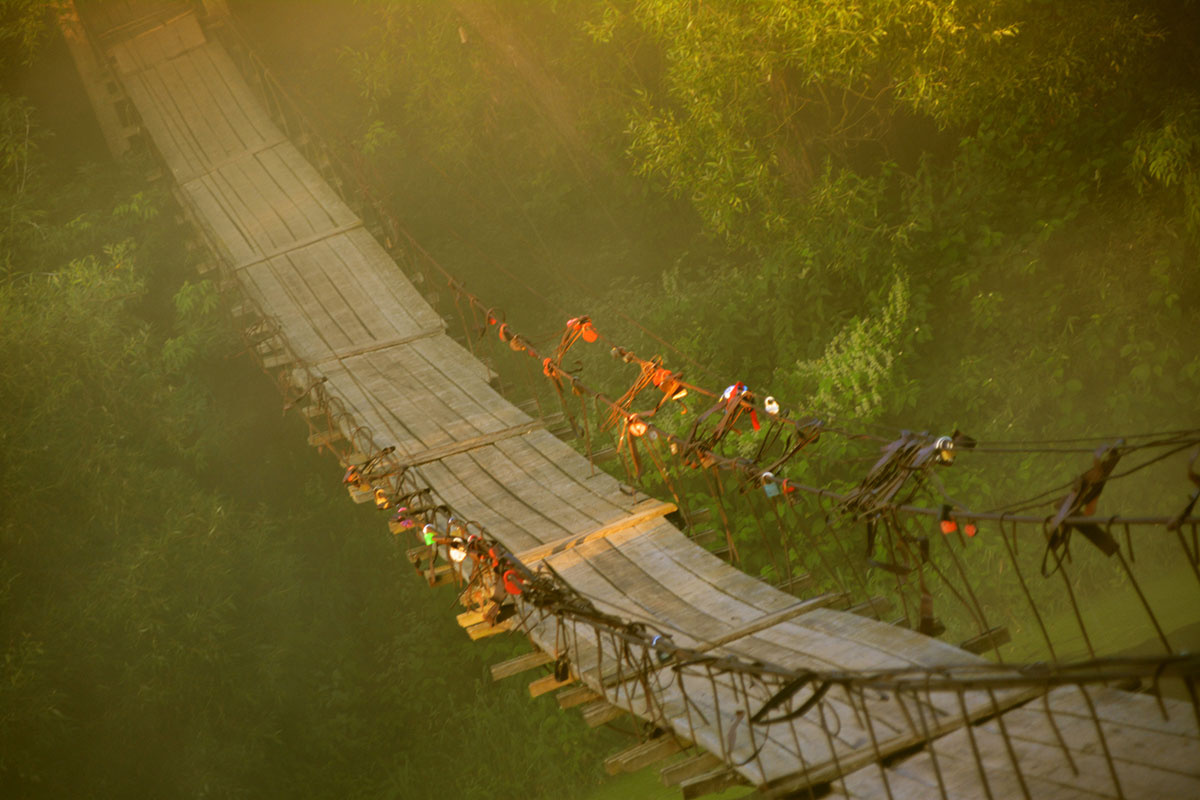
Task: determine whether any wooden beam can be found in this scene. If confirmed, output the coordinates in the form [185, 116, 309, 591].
[307, 429, 343, 448]
[757, 685, 1045, 798]
[176, 136, 288, 183]
[529, 673, 574, 698]
[315, 326, 446, 365]
[466, 616, 516, 641]
[395, 421, 546, 468]
[406, 545, 434, 565]
[489, 650, 553, 681]
[581, 699, 625, 729]
[688, 592, 844, 655]
[604, 736, 686, 775]
[456, 610, 485, 629]
[681, 768, 746, 800]
[232, 220, 364, 272]
[261, 353, 291, 370]
[598, 593, 844, 689]
[425, 564, 457, 587]
[660, 752, 723, 787]
[556, 685, 600, 709]
[515, 499, 676, 566]
[960, 626, 1011, 654]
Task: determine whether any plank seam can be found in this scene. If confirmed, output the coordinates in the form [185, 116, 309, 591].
[310, 327, 446, 364]
[181, 136, 290, 183]
[396, 421, 546, 468]
[228, 220, 365, 272]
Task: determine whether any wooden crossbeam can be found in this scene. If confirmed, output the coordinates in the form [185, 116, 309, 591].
[490, 650, 553, 681]
[681, 768, 746, 800]
[556, 685, 600, 709]
[960, 625, 1011, 654]
[581, 699, 625, 729]
[466, 615, 517, 641]
[307, 429, 342, 448]
[529, 673, 574, 698]
[313, 326, 446, 365]
[515, 499, 676, 566]
[758, 685, 1045, 798]
[261, 352, 291, 370]
[395, 421, 546, 468]
[456, 610, 485, 628]
[660, 752, 723, 787]
[176, 136, 289, 184]
[604, 735, 686, 776]
[598, 592, 844, 689]
[406, 545, 433, 565]
[691, 591, 847, 651]
[232, 220, 364, 272]
[424, 563, 456, 587]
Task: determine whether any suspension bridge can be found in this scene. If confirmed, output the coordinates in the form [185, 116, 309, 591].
[60, 2, 1200, 797]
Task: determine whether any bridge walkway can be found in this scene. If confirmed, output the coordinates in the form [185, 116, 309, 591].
[65, 3, 1200, 797]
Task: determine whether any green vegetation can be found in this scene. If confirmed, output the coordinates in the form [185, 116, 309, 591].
[5, 1, 1199, 797]
[0, 52, 613, 800]
[306, 0, 1198, 440]
[238, 0, 1198, 657]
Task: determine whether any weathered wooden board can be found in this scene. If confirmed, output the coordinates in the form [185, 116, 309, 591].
[237, 230, 443, 364]
[833, 686, 1200, 800]
[106, 7, 203, 75]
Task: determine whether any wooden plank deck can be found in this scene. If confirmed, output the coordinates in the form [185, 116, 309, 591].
[72, 5, 1200, 796]
[830, 686, 1200, 799]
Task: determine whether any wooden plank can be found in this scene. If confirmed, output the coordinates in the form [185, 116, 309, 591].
[307, 429, 342, 448]
[661, 752, 724, 787]
[315, 327, 444, 364]
[185, 44, 276, 152]
[398, 421, 546, 468]
[271, 139, 359, 228]
[456, 610, 485, 628]
[181, 174, 260, 265]
[681, 769, 745, 800]
[693, 592, 847, 654]
[515, 499, 676, 565]
[489, 650, 553, 681]
[604, 736, 686, 776]
[642, 523, 798, 614]
[834, 691, 1200, 800]
[406, 545, 434, 565]
[466, 616, 517, 640]
[198, 44, 281, 144]
[529, 673, 574, 698]
[581, 699, 626, 728]
[556, 685, 600, 709]
[325, 228, 443, 333]
[959, 625, 1011, 655]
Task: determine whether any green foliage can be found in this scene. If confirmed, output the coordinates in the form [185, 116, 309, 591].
[794, 274, 911, 420]
[0, 90, 613, 799]
[0, 0, 47, 71]
[1131, 102, 1200, 238]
